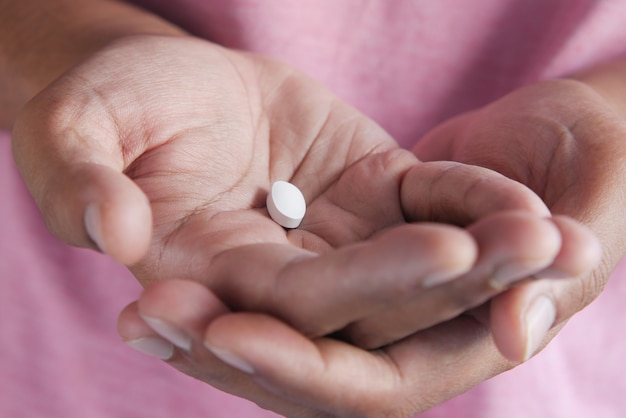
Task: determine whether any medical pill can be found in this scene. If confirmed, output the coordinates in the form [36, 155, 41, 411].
[266, 181, 306, 228]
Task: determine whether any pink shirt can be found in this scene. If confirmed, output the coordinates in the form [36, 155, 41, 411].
[2, 1, 626, 416]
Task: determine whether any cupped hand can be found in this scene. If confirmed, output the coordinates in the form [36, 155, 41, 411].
[12, 34, 595, 347]
[114, 77, 611, 418]
[415, 78, 624, 360]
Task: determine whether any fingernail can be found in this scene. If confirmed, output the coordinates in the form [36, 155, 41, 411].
[141, 316, 192, 351]
[126, 337, 175, 360]
[205, 343, 255, 374]
[422, 269, 464, 288]
[490, 263, 537, 289]
[84, 204, 106, 253]
[523, 296, 556, 361]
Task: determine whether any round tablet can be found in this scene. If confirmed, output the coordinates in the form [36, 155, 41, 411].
[266, 181, 306, 228]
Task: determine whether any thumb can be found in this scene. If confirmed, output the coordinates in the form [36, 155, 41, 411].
[11, 104, 151, 266]
[57, 163, 151, 265]
[490, 283, 558, 363]
[490, 216, 602, 362]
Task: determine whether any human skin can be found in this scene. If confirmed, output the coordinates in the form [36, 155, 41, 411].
[415, 75, 626, 361]
[119, 72, 625, 418]
[7, 4, 599, 344]
[2, 1, 607, 417]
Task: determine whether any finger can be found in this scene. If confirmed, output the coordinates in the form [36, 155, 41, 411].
[205, 312, 403, 417]
[490, 283, 554, 362]
[12, 105, 152, 265]
[117, 301, 176, 360]
[136, 279, 230, 351]
[342, 211, 564, 348]
[470, 212, 562, 290]
[127, 280, 321, 418]
[491, 218, 602, 362]
[401, 161, 551, 226]
[208, 223, 478, 337]
[58, 163, 151, 265]
[534, 215, 603, 279]
[128, 280, 259, 385]
[204, 311, 509, 417]
[126, 280, 510, 417]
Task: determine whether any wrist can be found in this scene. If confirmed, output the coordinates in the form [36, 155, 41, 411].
[0, 0, 186, 129]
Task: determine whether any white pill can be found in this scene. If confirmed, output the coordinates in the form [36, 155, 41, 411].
[266, 181, 306, 229]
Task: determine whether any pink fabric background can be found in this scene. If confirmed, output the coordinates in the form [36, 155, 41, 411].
[130, 0, 626, 147]
[2, 0, 626, 416]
